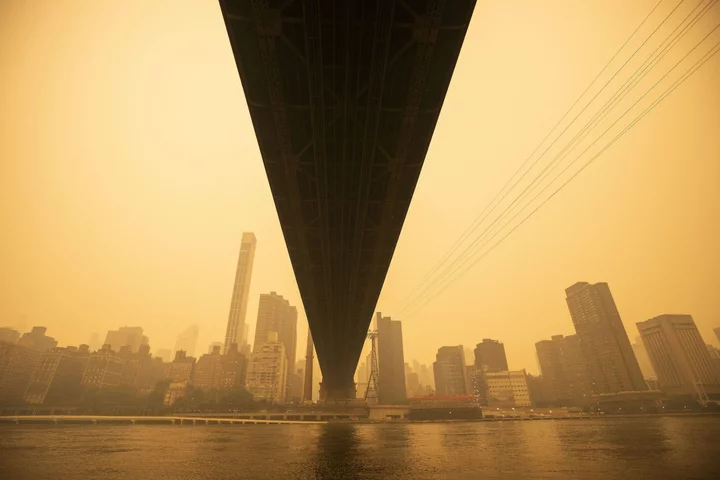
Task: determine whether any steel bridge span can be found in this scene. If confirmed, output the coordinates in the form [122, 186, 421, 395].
[218, 0, 476, 400]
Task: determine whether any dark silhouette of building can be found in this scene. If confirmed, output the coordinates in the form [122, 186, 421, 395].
[17, 326, 57, 352]
[433, 346, 467, 395]
[637, 314, 720, 396]
[253, 292, 298, 382]
[0, 343, 39, 405]
[474, 339, 508, 373]
[715, 326, 720, 345]
[535, 334, 592, 405]
[565, 282, 647, 394]
[24, 345, 90, 405]
[224, 233, 256, 354]
[377, 313, 407, 404]
[0, 327, 20, 345]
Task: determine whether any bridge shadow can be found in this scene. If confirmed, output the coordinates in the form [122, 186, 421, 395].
[310, 423, 412, 479]
[311, 424, 364, 480]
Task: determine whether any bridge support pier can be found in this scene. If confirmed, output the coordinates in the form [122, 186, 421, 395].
[319, 381, 356, 403]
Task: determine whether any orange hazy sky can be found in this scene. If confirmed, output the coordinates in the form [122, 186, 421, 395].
[1, 0, 719, 374]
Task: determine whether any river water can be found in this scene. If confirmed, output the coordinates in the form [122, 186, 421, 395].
[1, 417, 718, 479]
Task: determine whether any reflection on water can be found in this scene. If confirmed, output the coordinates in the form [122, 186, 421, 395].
[0, 417, 718, 480]
[313, 425, 363, 480]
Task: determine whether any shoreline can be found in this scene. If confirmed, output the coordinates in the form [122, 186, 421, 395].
[0, 411, 718, 426]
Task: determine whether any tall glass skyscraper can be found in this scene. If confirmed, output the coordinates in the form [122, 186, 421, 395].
[565, 282, 647, 394]
[252, 292, 298, 371]
[637, 314, 720, 396]
[377, 312, 407, 404]
[223, 232, 257, 354]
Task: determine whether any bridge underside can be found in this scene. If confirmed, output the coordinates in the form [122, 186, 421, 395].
[219, 0, 475, 399]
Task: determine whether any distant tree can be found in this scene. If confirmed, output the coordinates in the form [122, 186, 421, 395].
[80, 385, 142, 410]
[218, 387, 255, 410]
[188, 387, 206, 407]
[146, 380, 170, 408]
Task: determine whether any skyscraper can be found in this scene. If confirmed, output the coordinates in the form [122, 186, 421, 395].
[535, 334, 592, 404]
[253, 292, 298, 376]
[474, 338, 509, 373]
[637, 314, 720, 397]
[103, 327, 148, 354]
[224, 232, 257, 354]
[377, 312, 407, 404]
[565, 282, 647, 394]
[433, 346, 467, 396]
[175, 325, 199, 358]
[715, 326, 720, 344]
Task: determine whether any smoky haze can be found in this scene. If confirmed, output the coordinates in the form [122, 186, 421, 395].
[1, 0, 719, 376]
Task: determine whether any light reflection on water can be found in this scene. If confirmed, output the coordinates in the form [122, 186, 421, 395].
[0, 417, 718, 479]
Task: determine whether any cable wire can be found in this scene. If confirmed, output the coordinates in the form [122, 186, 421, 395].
[394, 0, 667, 312]
[396, 0, 711, 316]
[401, 25, 720, 319]
[400, 0, 719, 315]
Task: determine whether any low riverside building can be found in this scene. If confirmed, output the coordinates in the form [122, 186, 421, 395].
[484, 370, 532, 407]
[81, 345, 124, 389]
[24, 345, 90, 405]
[164, 350, 196, 384]
[0, 343, 40, 405]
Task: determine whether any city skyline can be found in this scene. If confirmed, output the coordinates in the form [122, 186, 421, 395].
[3, 276, 720, 378]
[3, 282, 720, 408]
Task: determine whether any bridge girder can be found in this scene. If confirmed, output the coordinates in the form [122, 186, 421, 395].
[218, 0, 475, 398]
